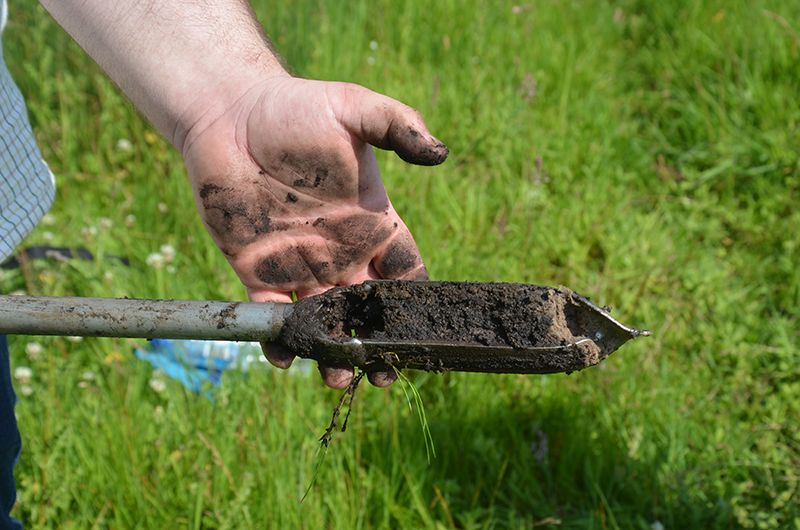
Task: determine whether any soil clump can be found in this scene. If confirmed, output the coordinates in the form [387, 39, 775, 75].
[280, 281, 644, 374]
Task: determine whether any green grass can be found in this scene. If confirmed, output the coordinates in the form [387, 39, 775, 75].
[2, 0, 799, 528]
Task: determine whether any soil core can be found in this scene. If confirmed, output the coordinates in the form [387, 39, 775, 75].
[280, 280, 648, 374]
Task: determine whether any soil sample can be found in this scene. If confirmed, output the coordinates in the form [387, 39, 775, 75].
[280, 280, 649, 375]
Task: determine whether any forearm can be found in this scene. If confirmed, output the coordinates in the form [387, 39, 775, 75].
[39, 0, 289, 153]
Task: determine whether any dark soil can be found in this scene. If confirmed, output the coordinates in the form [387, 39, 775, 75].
[280, 280, 648, 375]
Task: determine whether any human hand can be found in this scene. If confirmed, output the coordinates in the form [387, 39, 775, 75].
[182, 76, 448, 389]
[38, 1, 446, 389]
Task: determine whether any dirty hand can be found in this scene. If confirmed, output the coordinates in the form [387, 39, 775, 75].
[40, 0, 447, 390]
[182, 76, 449, 389]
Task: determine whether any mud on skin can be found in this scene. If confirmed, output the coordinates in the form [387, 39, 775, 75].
[199, 183, 291, 256]
[196, 157, 355, 259]
[268, 150, 354, 201]
[279, 281, 639, 374]
[392, 127, 449, 166]
[251, 214, 422, 290]
[373, 235, 428, 280]
[197, 118, 445, 293]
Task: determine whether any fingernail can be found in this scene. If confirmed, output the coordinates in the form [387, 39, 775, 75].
[428, 135, 449, 153]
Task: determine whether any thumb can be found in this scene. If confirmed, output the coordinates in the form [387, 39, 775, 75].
[338, 84, 449, 166]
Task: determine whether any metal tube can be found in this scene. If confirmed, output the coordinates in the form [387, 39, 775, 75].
[0, 295, 291, 342]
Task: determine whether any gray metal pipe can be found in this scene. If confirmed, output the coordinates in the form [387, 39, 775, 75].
[0, 295, 291, 342]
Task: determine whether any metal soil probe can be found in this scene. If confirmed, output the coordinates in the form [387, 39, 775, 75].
[0, 280, 650, 374]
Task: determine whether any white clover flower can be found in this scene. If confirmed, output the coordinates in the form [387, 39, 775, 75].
[146, 252, 165, 270]
[81, 371, 96, 382]
[41, 231, 55, 242]
[159, 244, 176, 263]
[97, 217, 113, 231]
[81, 226, 98, 239]
[25, 342, 43, 360]
[41, 213, 56, 226]
[149, 378, 167, 393]
[166, 265, 177, 274]
[530, 429, 549, 464]
[125, 214, 136, 228]
[369, 40, 379, 51]
[67, 336, 84, 343]
[116, 138, 133, 152]
[14, 366, 33, 384]
[103, 271, 114, 283]
[20, 385, 34, 396]
[78, 381, 90, 389]
[157, 202, 169, 213]
[367, 56, 376, 66]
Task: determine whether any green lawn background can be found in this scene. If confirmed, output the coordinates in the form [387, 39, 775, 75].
[1, 0, 798, 528]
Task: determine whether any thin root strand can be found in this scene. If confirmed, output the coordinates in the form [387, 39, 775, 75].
[320, 370, 366, 447]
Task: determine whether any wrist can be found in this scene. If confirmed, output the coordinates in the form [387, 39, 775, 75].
[170, 61, 291, 156]
[39, 0, 291, 152]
